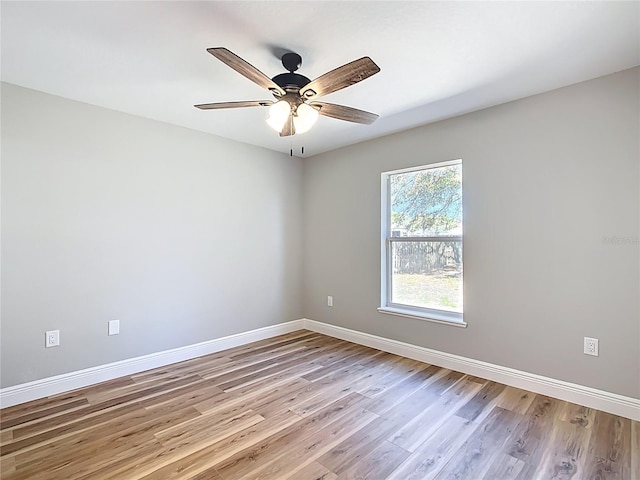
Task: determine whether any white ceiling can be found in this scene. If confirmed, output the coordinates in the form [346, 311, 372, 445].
[2, 1, 639, 158]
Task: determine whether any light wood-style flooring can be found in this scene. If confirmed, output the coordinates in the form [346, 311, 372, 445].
[1, 330, 638, 479]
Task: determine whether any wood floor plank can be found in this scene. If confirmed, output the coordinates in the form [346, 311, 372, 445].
[284, 461, 337, 480]
[71, 407, 261, 480]
[242, 406, 378, 480]
[193, 336, 325, 382]
[0, 399, 89, 430]
[26, 429, 159, 480]
[75, 438, 167, 480]
[184, 468, 224, 480]
[1, 331, 637, 480]
[0, 429, 12, 444]
[335, 440, 409, 480]
[528, 416, 591, 480]
[558, 401, 597, 429]
[214, 344, 340, 392]
[0, 392, 84, 421]
[632, 420, 640, 480]
[358, 358, 428, 398]
[386, 414, 478, 480]
[387, 370, 466, 421]
[84, 371, 203, 405]
[495, 386, 536, 415]
[155, 408, 263, 448]
[195, 360, 325, 417]
[221, 331, 314, 357]
[481, 453, 527, 480]
[362, 364, 448, 415]
[224, 331, 321, 360]
[504, 394, 561, 466]
[301, 346, 383, 382]
[388, 377, 483, 452]
[213, 393, 368, 479]
[246, 378, 322, 418]
[193, 368, 319, 417]
[1, 401, 143, 456]
[288, 384, 357, 418]
[11, 374, 202, 441]
[141, 380, 225, 413]
[288, 365, 383, 418]
[52, 376, 136, 404]
[454, 379, 507, 422]
[13, 405, 198, 477]
[138, 410, 302, 480]
[432, 406, 520, 479]
[0, 455, 16, 477]
[316, 407, 419, 475]
[200, 337, 347, 390]
[583, 410, 632, 480]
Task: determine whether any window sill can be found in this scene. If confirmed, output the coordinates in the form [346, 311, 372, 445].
[377, 307, 467, 328]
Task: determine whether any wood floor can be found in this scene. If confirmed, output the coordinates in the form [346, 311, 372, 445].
[1, 331, 638, 479]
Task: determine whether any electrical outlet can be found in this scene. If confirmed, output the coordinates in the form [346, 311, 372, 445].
[108, 319, 120, 336]
[45, 330, 60, 348]
[584, 337, 599, 356]
[327, 296, 333, 307]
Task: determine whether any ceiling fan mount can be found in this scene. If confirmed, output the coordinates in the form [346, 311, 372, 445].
[195, 47, 381, 137]
[281, 52, 302, 73]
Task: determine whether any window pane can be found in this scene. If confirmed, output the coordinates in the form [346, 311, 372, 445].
[390, 240, 463, 312]
[390, 165, 462, 237]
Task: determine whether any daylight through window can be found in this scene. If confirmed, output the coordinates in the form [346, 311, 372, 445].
[380, 160, 464, 325]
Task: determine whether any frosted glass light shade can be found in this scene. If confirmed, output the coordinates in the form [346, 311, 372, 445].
[266, 100, 291, 132]
[293, 103, 319, 134]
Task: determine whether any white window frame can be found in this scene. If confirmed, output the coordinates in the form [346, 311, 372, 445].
[378, 159, 466, 327]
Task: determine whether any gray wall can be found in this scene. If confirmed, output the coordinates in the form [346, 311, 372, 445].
[302, 68, 640, 399]
[3, 69, 639, 400]
[1, 83, 303, 387]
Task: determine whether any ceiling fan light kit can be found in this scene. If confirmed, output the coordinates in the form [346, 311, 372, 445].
[266, 97, 319, 134]
[195, 47, 380, 138]
[292, 103, 319, 134]
[266, 100, 291, 132]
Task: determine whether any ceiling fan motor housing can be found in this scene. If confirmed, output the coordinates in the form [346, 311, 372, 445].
[271, 72, 311, 95]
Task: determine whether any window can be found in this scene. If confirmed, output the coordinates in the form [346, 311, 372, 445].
[379, 160, 464, 326]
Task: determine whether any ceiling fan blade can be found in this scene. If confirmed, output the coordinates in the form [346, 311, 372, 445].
[310, 102, 379, 125]
[207, 47, 285, 97]
[194, 100, 273, 110]
[280, 115, 295, 137]
[300, 57, 380, 99]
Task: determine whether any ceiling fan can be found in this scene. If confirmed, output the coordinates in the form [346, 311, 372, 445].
[195, 48, 381, 137]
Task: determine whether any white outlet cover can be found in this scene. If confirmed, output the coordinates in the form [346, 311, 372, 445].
[584, 337, 599, 356]
[108, 320, 120, 336]
[45, 330, 60, 348]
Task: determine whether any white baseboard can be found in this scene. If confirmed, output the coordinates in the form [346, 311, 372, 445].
[0, 320, 304, 409]
[3, 318, 638, 421]
[301, 319, 640, 421]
